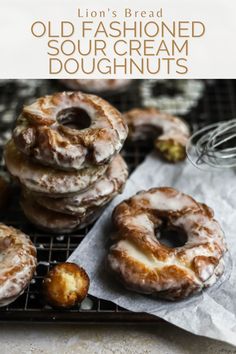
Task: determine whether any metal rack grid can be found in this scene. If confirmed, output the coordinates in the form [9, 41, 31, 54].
[0, 79, 235, 323]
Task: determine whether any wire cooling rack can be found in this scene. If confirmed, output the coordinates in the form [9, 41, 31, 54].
[0, 79, 235, 323]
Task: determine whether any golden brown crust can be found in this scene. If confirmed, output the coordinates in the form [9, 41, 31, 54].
[42, 263, 90, 308]
[108, 187, 227, 300]
[0, 176, 11, 210]
[124, 108, 190, 162]
[13, 91, 128, 171]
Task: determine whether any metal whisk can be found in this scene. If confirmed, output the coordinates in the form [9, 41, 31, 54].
[186, 119, 236, 169]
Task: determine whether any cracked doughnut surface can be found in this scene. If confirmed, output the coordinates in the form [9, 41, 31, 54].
[13, 91, 128, 171]
[0, 224, 37, 307]
[5, 140, 108, 197]
[34, 154, 128, 216]
[108, 187, 227, 300]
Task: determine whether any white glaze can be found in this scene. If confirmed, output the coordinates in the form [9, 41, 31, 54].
[13, 92, 128, 171]
[35, 154, 128, 215]
[112, 239, 201, 284]
[109, 187, 227, 299]
[5, 140, 108, 196]
[0, 224, 37, 307]
[134, 189, 198, 212]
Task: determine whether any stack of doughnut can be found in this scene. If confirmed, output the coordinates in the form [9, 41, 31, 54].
[5, 91, 129, 234]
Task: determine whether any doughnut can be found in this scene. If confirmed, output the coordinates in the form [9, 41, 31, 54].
[0, 223, 37, 307]
[13, 91, 128, 171]
[5, 140, 108, 197]
[0, 175, 11, 210]
[108, 187, 227, 300]
[61, 79, 132, 94]
[124, 108, 190, 162]
[42, 263, 90, 308]
[20, 192, 105, 234]
[34, 154, 128, 215]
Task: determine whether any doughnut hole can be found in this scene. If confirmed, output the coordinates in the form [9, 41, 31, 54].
[0, 176, 11, 210]
[156, 224, 188, 248]
[155, 138, 186, 162]
[42, 262, 90, 308]
[128, 125, 162, 144]
[57, 107, 91, 130]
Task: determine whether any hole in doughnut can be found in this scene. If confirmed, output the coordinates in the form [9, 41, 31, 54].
[144, 126, 163, 140]
[156, 224, 187, 248]
[57, 107, 91, 130]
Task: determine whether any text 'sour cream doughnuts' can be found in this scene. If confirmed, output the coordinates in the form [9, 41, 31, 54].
[13, 91, 128, 171]
[108, 187, 226, 300]
[0, 224, 37, 307]
[5, 140, 108, 197]
[35, 154, 128, 216]
[124, 108, 190, 162]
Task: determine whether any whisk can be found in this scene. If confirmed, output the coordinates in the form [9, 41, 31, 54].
[186, 119, 236, 169]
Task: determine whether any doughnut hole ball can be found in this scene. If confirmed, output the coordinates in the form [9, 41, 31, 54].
[42, 262, 90, 308]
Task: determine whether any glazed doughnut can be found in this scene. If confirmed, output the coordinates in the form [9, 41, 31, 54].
[21, 192, 104, 234]
[108, 187, 227, 300]
[35, 154, 128, 215]
[42, 263, 90, 308]
[0, 175, 11, 210]
[0, 223, 37, 307]
[13, 91, 128, 171]
[124, 108, 190, 162]
[61, 79, 132, 94]
[5, 140, 108, 197]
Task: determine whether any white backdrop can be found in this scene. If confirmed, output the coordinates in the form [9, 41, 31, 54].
[0, 0, 235, 78]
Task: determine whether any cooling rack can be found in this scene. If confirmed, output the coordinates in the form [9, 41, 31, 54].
[0, 79, 235, 323]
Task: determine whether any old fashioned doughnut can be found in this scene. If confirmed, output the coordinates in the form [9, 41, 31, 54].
[35, 154, 128, 215]
[21, 192, 104, 234]
[13, 91, 128, 171]
[61, 79, 132, 94]
[124, 108, 190, 162]
[0, 223, 37, 307]
[108, 187, 227, 300]
[42, 262, 90, 308]
[5, 140, 108, 197]
[0, 175, 11, 210]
